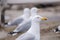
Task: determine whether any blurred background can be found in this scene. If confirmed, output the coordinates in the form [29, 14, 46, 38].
[0, 0, 60, 40]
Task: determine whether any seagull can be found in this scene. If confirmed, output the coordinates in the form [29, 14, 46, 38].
[5, 8, 30, 26]
[9, 7, 38, 36]
[54, 25, 60, 33]
[15, 15, 47, 40]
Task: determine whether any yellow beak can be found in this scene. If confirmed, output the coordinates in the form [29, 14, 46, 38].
[41, 17, 47, 20]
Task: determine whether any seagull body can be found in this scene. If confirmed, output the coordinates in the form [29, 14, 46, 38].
[6, 8, 30, 26]
[54, 25, 60, 33]
[16, 15, 47, 40]
[9, 7, 38, 36]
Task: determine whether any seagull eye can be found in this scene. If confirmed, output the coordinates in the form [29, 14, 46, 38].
[37, 17, 39, 18]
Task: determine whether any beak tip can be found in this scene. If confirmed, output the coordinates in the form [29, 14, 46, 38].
[41, 17, 48, 20]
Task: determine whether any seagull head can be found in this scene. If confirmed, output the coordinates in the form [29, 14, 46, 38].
[31, 7, 38, 16]
[32, 15, 47, 22]
[23, 8, 30, 17]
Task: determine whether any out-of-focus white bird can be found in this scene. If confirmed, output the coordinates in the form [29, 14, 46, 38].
[54, 25, 60, 33]
[9, 7, 38, 36]
[15, 15, 47, 40]
[5, 8, 30, 26]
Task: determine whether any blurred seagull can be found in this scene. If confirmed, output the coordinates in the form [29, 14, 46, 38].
[15, 15, 47, 40]
[5, 8, 30, 26]
[9, 7, 38, 36]
[54, 25, 60, 33]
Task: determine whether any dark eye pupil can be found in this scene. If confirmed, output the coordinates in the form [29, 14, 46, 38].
[37, 17, 39, 18]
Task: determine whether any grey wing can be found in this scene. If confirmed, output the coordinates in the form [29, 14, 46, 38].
[16, 33, 35, 40]
[8, 17, 24, 26]
[14, 21, 31, 32]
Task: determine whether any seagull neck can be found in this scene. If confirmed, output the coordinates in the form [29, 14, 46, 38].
[27, 20, 40, 40]
[23, 14, 30, 20]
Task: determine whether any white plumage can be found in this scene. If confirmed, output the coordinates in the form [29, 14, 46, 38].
[16, 15, 47, 40]
[5, 8, 30, 26]
[58, 26, 60, 30]
[54, 25, 60, 33]
[11, 7, 39, 36]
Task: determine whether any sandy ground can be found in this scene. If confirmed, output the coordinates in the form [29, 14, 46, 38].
[0, 7, 60, 40]
[0, 22, 60, 40]
[41, 32, 60, 40]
